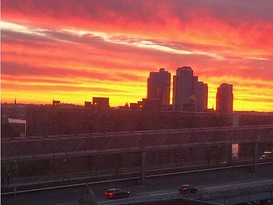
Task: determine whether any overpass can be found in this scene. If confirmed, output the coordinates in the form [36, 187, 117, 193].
[2, 125, 273, 162]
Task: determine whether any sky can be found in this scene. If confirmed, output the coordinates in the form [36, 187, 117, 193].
[1, 0, 273, 111]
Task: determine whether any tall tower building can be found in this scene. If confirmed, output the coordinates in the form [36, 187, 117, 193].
[173, 66, 208, 112]
[173, 66, 194, 110]
[147, 68, 171, 107]
[194, 81, 208, 112]
[216, 83, 233, 113]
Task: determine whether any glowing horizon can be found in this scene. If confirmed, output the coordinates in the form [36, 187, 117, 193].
[1, 0, 273, 112]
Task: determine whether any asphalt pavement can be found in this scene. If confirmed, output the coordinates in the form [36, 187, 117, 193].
[2, 164, 273, 205]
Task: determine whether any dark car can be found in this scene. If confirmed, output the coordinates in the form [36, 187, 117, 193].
[179, 184, 198, 195]
[104, 188, 130, 199]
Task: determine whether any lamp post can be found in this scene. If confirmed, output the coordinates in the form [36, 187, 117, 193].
[11, 160, 18, 197]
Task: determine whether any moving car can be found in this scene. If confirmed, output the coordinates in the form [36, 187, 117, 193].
[260, 154, 269, 160]
[104, 188, 130, 199]
[179, 184, 198, 195]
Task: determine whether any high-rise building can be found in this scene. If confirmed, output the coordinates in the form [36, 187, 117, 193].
[147, 68, 171, 107]
[194, 81, 208, 112]
[173, 66, 194, 110]
[173, 66, 208, 112]
[216, 83, 233, 113]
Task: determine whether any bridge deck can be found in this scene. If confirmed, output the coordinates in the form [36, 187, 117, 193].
[2, 125, 273, 161]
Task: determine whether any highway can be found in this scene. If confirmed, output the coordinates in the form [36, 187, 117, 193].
[2, 163, 273, 205]
[98, 178, 273, 205]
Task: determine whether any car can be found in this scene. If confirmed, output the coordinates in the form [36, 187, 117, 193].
[104, 188, 130, 199]
[179, 184, 198, 195]
[260, 154, 268, 160]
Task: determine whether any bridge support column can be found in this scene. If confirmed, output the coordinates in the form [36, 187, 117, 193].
[141, 151, 147, 185]
[115, 153, 120, 176]
[253, 143, 258, 173]
[227, 144, 233, 165]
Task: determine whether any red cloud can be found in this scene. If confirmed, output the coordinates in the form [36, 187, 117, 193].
[2, 0, 273, 110]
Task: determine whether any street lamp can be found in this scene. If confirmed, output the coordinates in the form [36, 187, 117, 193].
[11, 160, 18, 197]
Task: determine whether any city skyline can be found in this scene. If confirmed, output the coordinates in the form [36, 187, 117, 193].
[2, 0, 273, 111]
[1, 66, 229, 113]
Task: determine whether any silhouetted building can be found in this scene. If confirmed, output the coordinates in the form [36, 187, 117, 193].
[92, 97, 109, 109]
[173, 67, 194, 111]
[84, 101, 92, 108]
[147, 68, 171, 108]
[142, 98, 160, 110]
[173, 67, 207, 112]
[193, 80, 208, 112]
[216, 83, 233, 113]
[129, 103, 140, 110]
[52, 100, 61, 106]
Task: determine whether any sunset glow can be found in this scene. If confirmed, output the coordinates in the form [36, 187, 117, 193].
[1, 0, 273, 111]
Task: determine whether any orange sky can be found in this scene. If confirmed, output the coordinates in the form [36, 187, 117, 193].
[1, 0, 273, 111]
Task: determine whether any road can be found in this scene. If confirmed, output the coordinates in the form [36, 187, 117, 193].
[2, 165, 273, 205]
